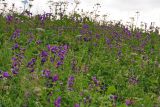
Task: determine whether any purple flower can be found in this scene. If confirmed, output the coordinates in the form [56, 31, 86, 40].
[41, 51, 48, 57]
[56, 61, 63, 68]
[74, 104, 80, 107]
[27, 58, 36, 68]
[30, 68, 34, 72]
[41, 57, 47, 64]
[6, 15, 13, 23]
[68, 76, 75, 90]
[32, 58, 36, 63]
[84, 37, 88, 42]
[54, 96, 61, 107]
[92, 76, 99, 86]
[125, 99, 133, 106]
[12, 61, 17, 67]
[3, 72, 10, 78]
[63, 45, 68, 50]
[106, 37, 111, 45]
[43, 69, 51, 78]
[11, 68, 19, 74]
[59, 55, 64, 60]
[12, 43, 19, 50]
[47, 45, 52, 51]
[51, 46, 58, 53]
[96, 34, 100, 39]
[12, 57, 17, 61]
[82, 24, 89, 29]
[11, 29, 21, 40]
[136, 32, 141, 39]
[52, 74, 59, 82]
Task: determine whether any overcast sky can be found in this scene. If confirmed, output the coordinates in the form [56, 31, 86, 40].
[2, 0, 160, 27]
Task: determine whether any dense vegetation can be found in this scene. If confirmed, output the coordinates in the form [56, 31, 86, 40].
[0, 3, 160, 107]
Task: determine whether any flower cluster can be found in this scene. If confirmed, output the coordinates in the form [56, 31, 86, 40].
[42, 69, 51, 78]
[12, 43, 19, 50]
[74, 104, 80, 107]
[0, 70, 10, 78]
[40, 50, 48, 65]
[124, 27, 132, 37]
[106, 37, 112, 48]
[11, 29, 20, 40]
[54, 96, 61, 107]
[11, 57, 20, 74]
[6, 15, 13, 24]
[27, 58, 36, 72]
[125, 99, 134, 106]
[47, 44, 69, 68]
[67, 76, 75, 90]
[92, 76, 100, 86]
[3, 72, 10, 78]
[52, 74, 59, 82]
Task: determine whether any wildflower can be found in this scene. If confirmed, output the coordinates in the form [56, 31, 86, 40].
[27, 58, 36, 72]
[30, 68, 34, 72]
[68, 76, 75, 90]
[106, 37, 111, 45]
[51, 46, 58, 53]
[31, 58, 36, 63]
[11, 29, 21, 40]
[92, 76, 99, 86]
[41, 57, 47, 64]
[74, 104, 80, 107]
[6, 15, 13, 23]
[47, 44, 52, 51]
[125, 99, 133, 106]
[135, 32, 141, 39]
[11, 68, 19, 74]
[12, 43, 19, 50]
[43, 69, 51, 78]
[27, 58, 36, 68]
[3, 72, 10, 78]
[63, 45, 68, 50]
[82, 24, 89, 29]
[54, 96, 61, 107]
[56, 61, 63, 68]
[41, 51, 48, 57]
[96, 34, 100, 39]
[52, 74, 59, 82]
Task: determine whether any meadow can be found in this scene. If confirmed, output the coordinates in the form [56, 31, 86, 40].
[0, 1, 160, 107]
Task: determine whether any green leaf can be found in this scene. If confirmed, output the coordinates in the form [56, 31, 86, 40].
[106, 86, 116, 94]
